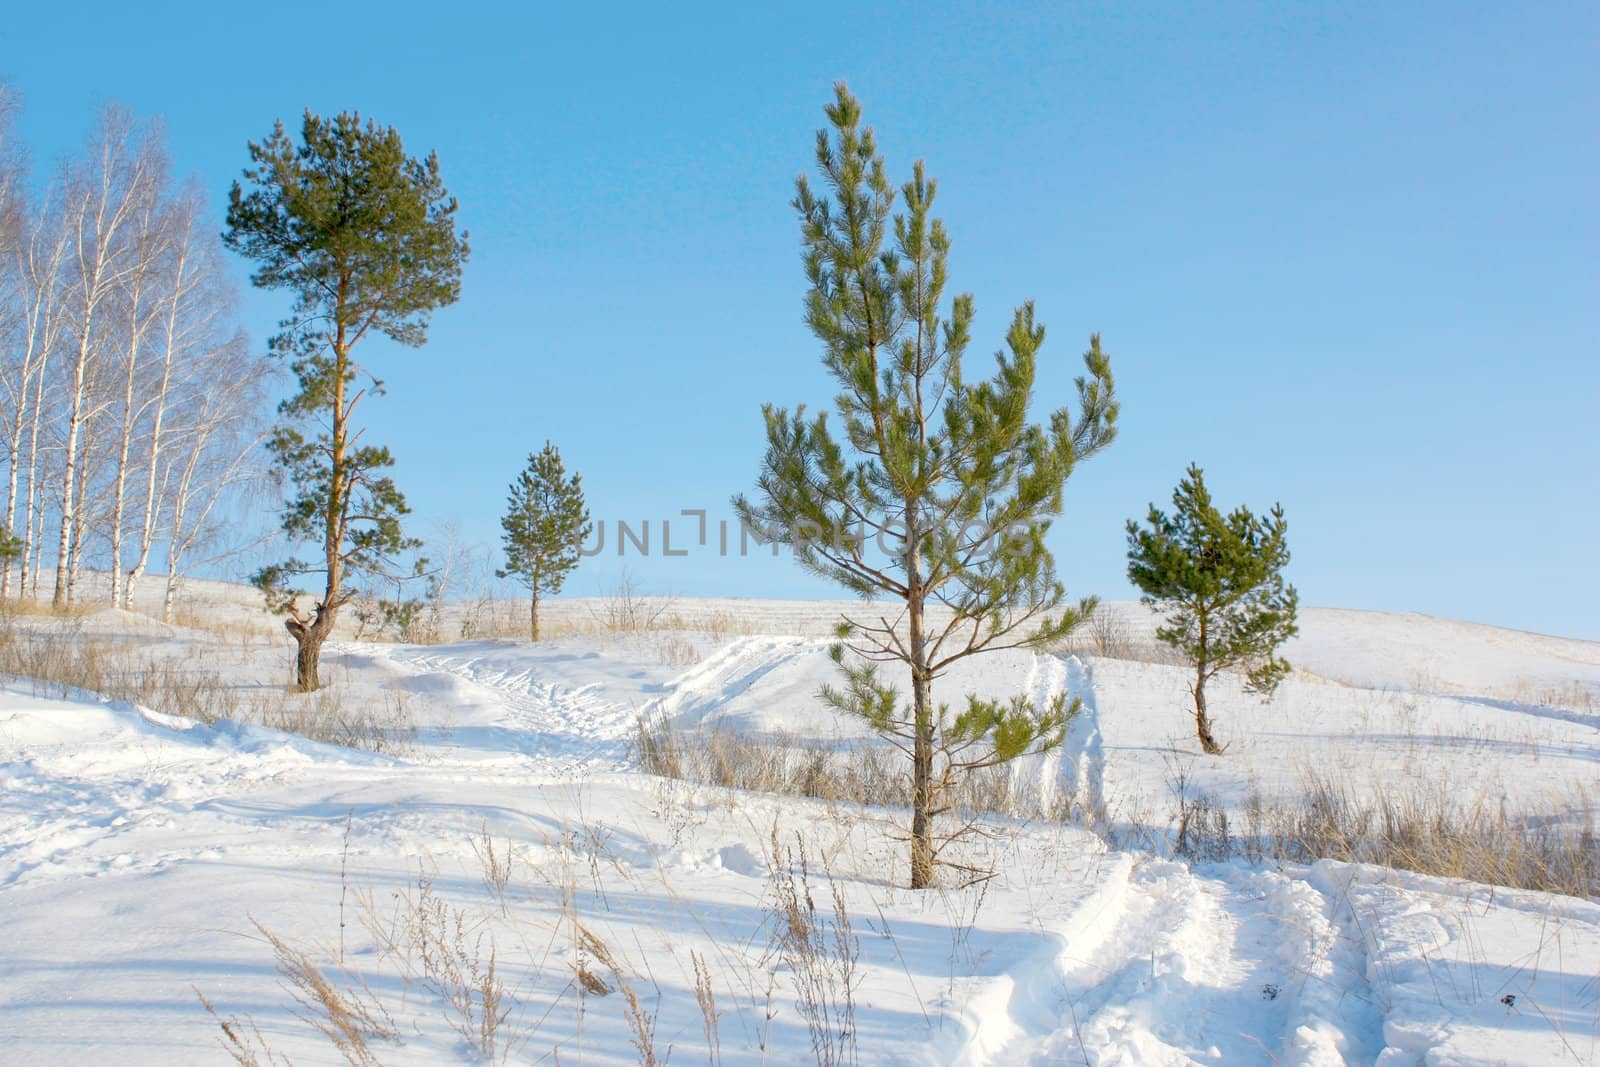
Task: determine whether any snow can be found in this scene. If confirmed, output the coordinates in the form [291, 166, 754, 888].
[0, 594, 1597, 1064]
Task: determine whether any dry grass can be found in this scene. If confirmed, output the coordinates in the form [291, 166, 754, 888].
[198, 920, 404, 1067]
[197, 990, 291, 1067]
[0, 596, 96, 620]
[444, 590, 752, 655]
[0, 628, 241, 724]
[386, 868, 512, 1059]
[471, 823, 517, 912]
[635, 716, 1080, 825]
[169, 605, 281, 645]
[576, 921, 662, 1067]
[649, 631, 702, 666]
[261, 688, 416, 756]
[1064, 603, 1134, 659]
[692, 948, 722, 1067]
[1504, 678, 1596, 714]
[765, 829, 859, 1067]
[256, 921, 399, 1067]
[1167, 769, 1600, 898]
[0, 625, 415, 754]
[208, 818, 795, 1067]
[594, 569, 676, 634]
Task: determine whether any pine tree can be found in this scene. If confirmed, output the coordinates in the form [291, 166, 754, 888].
[0, 525, 20, 573]
[1125, 464, 1299, 754]
[735, 84, 1119, 889]
[224, 111, 469, 691]
[498, 442, 591, 642]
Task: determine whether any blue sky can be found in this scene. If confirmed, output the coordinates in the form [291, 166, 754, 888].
[3, 2, 1596, 636]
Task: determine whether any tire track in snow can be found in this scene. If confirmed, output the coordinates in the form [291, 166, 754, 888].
[1045, 861, 1285, 1066]
[954, 858, 1376, 1066]
[1061, 654, 1105, 818]
[1266, 864, 1385, 1065]
[951, 852, 1139, 1066]
[987, 652, 1100, 818]
[370, 642, 641, 766]
[643, 635, 821, 730]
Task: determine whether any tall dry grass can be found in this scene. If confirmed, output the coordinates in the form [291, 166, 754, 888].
[200, 812, 899, 1067]
[208, 825, 689, 1067]
[0, 628, 241, 724]
[764, 829, 860, 1067]
[0, 626, 414, 754]
[635, 716, 1082, 825]
[640, 714, 1598, 898]
[1167, 770, 1600, 898]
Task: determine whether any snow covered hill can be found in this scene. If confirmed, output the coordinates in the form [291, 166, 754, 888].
[0, 597, 1596, 1064]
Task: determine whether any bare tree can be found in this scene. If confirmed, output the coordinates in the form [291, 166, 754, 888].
[159, 341, 272, 621]
[104, 148, 173, 607]
[50, 107, 164, 607]
[0, 84, 55, 601]
[0, 98, 267, 613]
[122, 184, 247, 606]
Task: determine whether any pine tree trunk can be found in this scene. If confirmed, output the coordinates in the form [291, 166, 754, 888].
[529, 591, 540, 642]
[294, 628, 323, 692]
[286, 604, 336, 692]
[285, 328, 351, 694]
[909, 665, 935, 888]
[907, 568, 935, 890]
[1193, 663, 1221, 755]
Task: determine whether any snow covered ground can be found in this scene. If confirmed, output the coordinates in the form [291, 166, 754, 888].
[1, 593, 1597, 1064]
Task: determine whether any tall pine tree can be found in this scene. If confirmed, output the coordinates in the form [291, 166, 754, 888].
[735, 84, 1119, 889]
[1126, 464, 1299, 754]
[499, 442, 590, 642]
[224, 111, 468, 691]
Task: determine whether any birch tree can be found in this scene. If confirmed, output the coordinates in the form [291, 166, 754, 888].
[123, 185, 247, 606]
[105, 150, 173, 606]
[0, 95, 266, 610]
[0, 88, 34, 594]
[159, 341, 271, 621]
[10, 190, 71, 601]
[51, 107, 163, 607]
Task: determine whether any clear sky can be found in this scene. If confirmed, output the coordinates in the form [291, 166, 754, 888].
[3, 2, 1596, 637]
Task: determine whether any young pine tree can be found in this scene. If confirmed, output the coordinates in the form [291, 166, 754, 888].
[0, 525, 21, 577]
[1126, 464, 1299, 754]
[498, 443, 591, 642]
[224, 111, 469, 691]
[735, 84, 1119, 889]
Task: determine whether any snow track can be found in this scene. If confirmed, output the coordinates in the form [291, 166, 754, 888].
[1060, 654, 1106, 817]
[643, 635, 827, 733]
[953, 858, 1396, 1066]
[366, 640, 646, 767]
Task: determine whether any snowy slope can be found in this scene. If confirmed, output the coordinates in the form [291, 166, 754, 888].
[0, 599, 1597, 1064]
